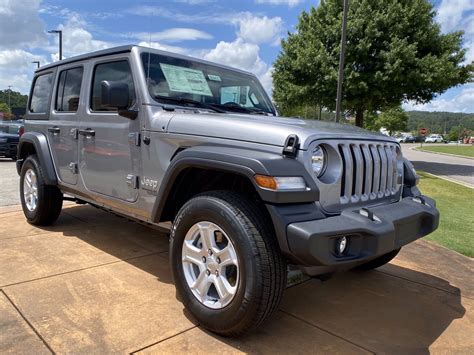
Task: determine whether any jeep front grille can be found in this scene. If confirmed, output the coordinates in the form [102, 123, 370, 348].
[338, 142, 401, 205]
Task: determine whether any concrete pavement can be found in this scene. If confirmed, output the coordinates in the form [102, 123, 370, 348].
[0, 159, 19, 207]
[1, 204, 473, 354]
[401, 144, 474, 187]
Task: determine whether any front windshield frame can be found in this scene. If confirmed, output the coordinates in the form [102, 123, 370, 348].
[140, 51, 276, 115]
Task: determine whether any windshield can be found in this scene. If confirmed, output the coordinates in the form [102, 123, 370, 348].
[141, 52, 275, 115]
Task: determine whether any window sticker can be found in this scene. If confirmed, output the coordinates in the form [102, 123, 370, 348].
[160, 63, 212, 96]
[208, 74, 222, 82]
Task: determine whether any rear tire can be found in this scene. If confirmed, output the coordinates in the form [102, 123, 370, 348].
[356, 248, 401, 271]
[170, 191, 286, 336]
[20, 154, 63, 226]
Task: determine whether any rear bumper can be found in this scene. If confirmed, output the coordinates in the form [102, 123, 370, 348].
[284, 196, 439, 272]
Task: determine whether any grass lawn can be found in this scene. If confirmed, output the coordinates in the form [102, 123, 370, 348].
[419, 145, 474, 158]
[417, 171, 474, 257]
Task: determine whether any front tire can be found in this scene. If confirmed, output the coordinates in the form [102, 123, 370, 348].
[170, 191, 286, 336]
[20, 154, 63, 226]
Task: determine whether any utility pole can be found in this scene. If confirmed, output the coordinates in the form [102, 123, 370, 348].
[7, 85, 12, 108]
[335, 0, 349, 122]
[48, 30, 63, 60]
[31, 61, 40, 69]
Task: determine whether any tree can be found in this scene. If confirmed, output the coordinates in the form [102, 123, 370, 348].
[272, 0, 474, 127]
[0, 102, 10, 113]
[0, 90, 28, 109]
[364, 107, 408, 135]
[377, 107, 408, 135]
[0, 102, 13, 120]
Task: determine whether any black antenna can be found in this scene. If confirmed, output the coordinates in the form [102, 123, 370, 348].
[146, 15, 152, 86]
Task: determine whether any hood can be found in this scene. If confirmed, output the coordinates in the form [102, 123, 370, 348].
[166, 112, 395, 150]
[0, 132, 18, 139]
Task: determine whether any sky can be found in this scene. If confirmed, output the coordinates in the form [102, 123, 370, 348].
[0, 0, 473, 112]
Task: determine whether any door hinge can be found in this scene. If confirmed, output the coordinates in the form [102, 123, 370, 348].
[128, 132, 141, 146]
[68, 162, 78, 174]
[70, 128, 78, 139]
[126, 174, 139, 189]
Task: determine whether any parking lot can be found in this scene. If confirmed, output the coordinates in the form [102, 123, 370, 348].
[0, 158, 19, 207]
[1, 203, 473, 353]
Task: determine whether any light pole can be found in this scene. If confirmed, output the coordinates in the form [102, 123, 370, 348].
[335, 0, 349, 122]
[7, 85, 12, 108]
[48, 30, 63, 60]
[31, 61, 40, 69]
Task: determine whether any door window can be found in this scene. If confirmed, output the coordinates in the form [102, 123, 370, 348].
[91, 60, 136, 111]
[29, 73, 54, 113]
[55, 67, 83, 112]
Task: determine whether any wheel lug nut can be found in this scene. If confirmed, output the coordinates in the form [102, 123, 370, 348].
[206, 270, 210, 276]
[202, 256, 206, 263]
[216, 257, 221, 264]
[215, 270, 219, 276]
[208, 249, 213, 256]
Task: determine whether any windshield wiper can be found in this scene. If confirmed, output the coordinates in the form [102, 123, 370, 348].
[208, 102, 274, 116]
[154, 95, 226, 113]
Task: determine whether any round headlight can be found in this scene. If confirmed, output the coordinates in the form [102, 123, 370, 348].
[311, 145, 326, 177]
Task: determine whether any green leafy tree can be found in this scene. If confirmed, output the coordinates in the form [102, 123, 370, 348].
[273, 0, 473, 127]
[378, 107, 408, 135]
[0, 102, 11, 113]
[364, 107, 408, 135]
[0, 90, 28, 109]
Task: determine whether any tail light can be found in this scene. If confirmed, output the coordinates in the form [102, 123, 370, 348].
[19, 126, 24, 137]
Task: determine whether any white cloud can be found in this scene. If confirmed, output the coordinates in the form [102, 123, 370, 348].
[436, 0, 474, 64]
[254, 0, 304, 7]
[202, 39, 273, 93]
[0, 0, 46, 49]
[174, 0, 216, 4]
[403, 84, 474, 113]
[437, 0, 474, 33]
[236, 13, 283, 45]
[130, 28, 213, 43]
[0, 49, 46, 93]
[53, 13, 113, 60]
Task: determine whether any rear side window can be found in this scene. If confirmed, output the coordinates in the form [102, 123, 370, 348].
[91, 60, 136, 111]
[29, 73, 54, 113]
[56, 67, 83, 112]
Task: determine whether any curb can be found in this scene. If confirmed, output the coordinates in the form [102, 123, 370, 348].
[420, 171, 474, 189]
[413, 147, 474, 160]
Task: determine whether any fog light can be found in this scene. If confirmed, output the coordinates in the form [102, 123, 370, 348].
[336, 236, 347, 255]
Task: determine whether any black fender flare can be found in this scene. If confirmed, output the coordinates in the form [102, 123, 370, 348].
[17, 132, 57, 185]
[150, 145, 319, 223]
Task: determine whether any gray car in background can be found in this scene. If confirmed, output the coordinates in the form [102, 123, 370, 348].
[17, 45, 439, 336]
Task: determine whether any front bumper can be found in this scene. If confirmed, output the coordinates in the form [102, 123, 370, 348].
[0, 144, 17, 157]
[286, 196, 439, 270]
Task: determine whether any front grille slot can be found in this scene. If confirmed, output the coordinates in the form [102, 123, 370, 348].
[339, 141, 400, 204]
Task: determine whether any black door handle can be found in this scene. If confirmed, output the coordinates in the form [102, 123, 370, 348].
[48, 126, 60, 134]
[78, 128, 95, 137]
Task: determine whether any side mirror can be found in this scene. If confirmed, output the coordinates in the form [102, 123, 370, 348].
[101, 80, 138, 119]
[101, 80, 129, 110]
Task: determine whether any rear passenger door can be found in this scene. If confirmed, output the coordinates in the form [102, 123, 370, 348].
[48, 66, 84, 185]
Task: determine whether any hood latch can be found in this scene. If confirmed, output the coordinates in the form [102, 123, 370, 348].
[282, 134, 300, 157]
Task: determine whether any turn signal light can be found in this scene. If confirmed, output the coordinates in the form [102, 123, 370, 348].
[254, 175, 306, 191]
[254, 175, 278, 190]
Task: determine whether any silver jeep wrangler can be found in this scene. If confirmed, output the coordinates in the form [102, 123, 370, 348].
[17, 45, 439, 336]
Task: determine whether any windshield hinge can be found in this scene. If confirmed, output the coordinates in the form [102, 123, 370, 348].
[126, 174, 139, 189]
[282, 134, 300, 157]
[128, 132, 141, 146]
